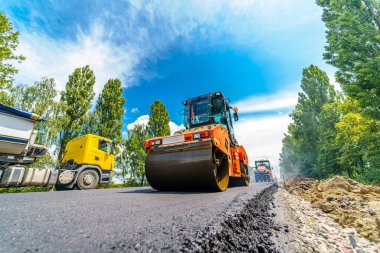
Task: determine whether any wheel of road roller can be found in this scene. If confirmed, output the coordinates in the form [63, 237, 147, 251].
[211, 149, 230, 191]
[145, 146, 229, 192]
[76, 169, 99, 190]
[228, 162, 250, 187]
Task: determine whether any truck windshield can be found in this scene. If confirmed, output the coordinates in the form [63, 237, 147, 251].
[256, 161, 270, 168]
[189, 96, 209, 126]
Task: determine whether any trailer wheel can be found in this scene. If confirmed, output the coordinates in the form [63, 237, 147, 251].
[77, 169, 99, 190]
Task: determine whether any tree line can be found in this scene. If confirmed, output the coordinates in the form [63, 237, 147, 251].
[280, 0, 380, 184]
[0, 12, 171, 185]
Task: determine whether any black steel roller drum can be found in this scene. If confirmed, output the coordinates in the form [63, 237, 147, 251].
[145, 145, 229, 192]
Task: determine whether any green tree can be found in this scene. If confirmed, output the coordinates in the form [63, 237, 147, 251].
[147, 100, 170, 137]
[12, 77, 64, 147]
[316, 0, 380, 119]
[94, 78, 125, 142]
[122, 124, 149, 186]
[0, 12, 25, 104]
[317, 101, 344, 177]
[280, 65, 340, 178]
[58, 65, 95, 159]
[114, 149, 129, 185]
[332, 98, 380, 178]
[82, 111, 100, 136]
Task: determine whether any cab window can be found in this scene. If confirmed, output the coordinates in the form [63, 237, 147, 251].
[98, 139, 111, 153]
[211, 96, 225, 126]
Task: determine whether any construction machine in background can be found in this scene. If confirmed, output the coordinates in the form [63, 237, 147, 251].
[0, 102, 115, 190]
[253, 160, 274, 183]
[144, 92, 250, 192]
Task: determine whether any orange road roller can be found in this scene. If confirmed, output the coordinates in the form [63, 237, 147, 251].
[144, 92, 250, 191]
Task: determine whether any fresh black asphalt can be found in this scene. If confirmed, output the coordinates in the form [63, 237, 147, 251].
[0, 184, 272, 253]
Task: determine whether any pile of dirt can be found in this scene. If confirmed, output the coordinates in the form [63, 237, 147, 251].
[284, 176, 380, 243]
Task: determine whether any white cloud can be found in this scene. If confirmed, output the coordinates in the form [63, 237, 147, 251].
[14, 23, 139, 95]
[127, 114, 184, 135]
[127, 115, 150, 130]
[234, 114, 292, 178]
[234, 87, 299, 114]
[169, 122, 185, 134]
[131, 108, 139, 113]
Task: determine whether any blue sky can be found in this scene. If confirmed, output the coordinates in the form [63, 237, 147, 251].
[0, 0, 333, 172]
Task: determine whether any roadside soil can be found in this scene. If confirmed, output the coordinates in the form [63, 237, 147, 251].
[284, 176, 380, 244]
[273, 188, 379, 253]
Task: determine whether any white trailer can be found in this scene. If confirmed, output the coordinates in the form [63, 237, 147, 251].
[0, 103, 57, 188]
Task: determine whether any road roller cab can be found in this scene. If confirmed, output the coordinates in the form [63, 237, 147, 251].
[144, 92, 250, 192]
[253, 160, 274, 183]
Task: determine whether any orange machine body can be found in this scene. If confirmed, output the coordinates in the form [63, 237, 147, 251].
[144, 124, 248, 179]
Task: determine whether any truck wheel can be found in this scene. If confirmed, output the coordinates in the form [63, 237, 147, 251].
[77, 169, 99, 190]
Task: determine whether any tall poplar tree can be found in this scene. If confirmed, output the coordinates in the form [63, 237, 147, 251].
[316, 0, 380, 119]
[95, 78, 125, 142]
[280, 65, 340, 178]
[147, 100, 170, 137]
[58, 65, 95, 159]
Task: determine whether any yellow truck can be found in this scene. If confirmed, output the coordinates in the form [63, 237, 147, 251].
[56, 134, 115, 190]
[0, 102, 115, 190]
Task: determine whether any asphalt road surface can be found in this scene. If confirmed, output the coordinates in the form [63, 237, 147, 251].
[0, 184, 272, 253]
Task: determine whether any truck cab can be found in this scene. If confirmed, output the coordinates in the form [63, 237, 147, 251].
[57, 134, 115, 190]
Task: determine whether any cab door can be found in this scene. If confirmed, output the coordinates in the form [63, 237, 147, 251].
[97, 139, 114, 171]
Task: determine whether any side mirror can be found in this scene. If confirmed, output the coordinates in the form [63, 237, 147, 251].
[111, 140, 117, 155]
[233, 112, 239, 121]
[233, 106, 239, 121]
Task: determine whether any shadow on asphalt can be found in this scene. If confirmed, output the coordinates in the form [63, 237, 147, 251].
[118, 188, 216, 195]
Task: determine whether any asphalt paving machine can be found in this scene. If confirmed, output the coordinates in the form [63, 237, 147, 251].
[144, 92, 250, 191]
[0, 102, 115, 190]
